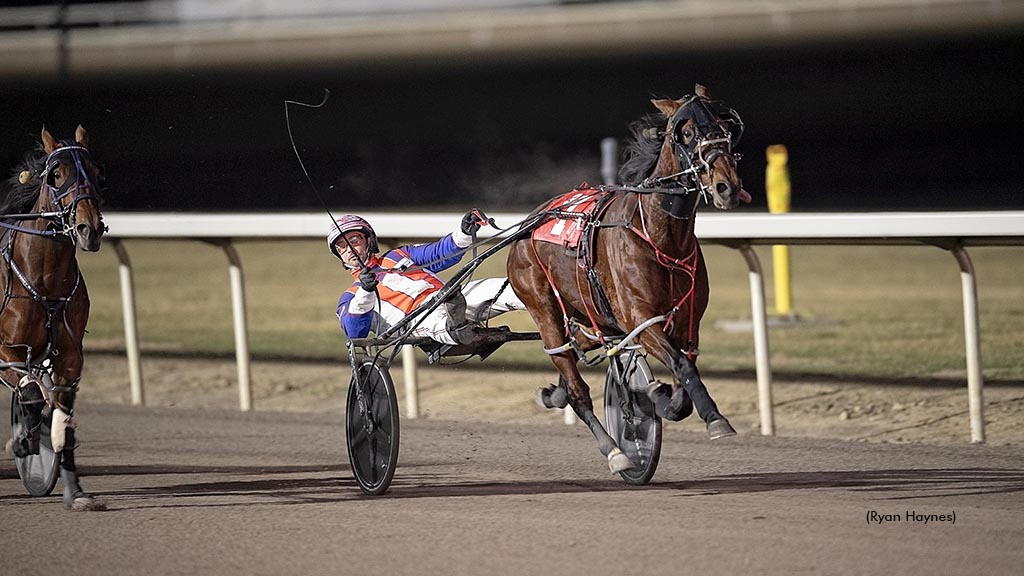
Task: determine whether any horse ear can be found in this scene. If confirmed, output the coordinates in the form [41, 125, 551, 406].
[41, 126, 57, 153]
[651, 98, 682, 118]
[75, 125, 89, 149]
[695, 84, 710, 99]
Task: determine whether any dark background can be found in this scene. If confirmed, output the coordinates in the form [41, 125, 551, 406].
[2, 30, 1022, 213]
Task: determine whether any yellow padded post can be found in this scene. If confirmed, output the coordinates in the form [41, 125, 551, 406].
[766, 145, 793, 316]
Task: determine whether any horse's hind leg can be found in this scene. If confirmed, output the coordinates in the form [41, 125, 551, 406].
[647, 378, 693, 423]
[535, 374, 569, 409]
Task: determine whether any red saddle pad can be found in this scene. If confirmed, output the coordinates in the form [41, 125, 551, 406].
[531, 187, 604, 249]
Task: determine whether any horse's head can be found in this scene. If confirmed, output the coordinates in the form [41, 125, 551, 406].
[40, 126, 105, 251]
[650, 84, 748, 210]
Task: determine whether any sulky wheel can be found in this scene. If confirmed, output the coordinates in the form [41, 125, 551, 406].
[345, 359, 400, 496]
[603, 354, 662, 485]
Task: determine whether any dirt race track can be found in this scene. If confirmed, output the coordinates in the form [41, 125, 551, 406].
[2, 356, 1024, 575]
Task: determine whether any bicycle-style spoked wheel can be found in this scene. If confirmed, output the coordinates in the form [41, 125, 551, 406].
[604, 353, 662, 485]
[345, 359, 400, 496]
[10, 396, 61, 496]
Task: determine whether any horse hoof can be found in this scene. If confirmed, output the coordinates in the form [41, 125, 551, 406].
[66, 494, 106, 512]
[646, 381, 671, 400]
[534, 387, 551, 409]
[648, 383, 693, 421]
[535, 384, 568, 410]
[707, 418, 737, 440]
[665, 388, 693, 422]
[607, 448, 635, 473]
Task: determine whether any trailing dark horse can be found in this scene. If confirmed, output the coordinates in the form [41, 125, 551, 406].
[1, 126, 105, 508]
[507, 85, 748, 473]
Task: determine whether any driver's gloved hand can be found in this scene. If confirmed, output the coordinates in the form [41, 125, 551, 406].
[358, 268, 378, 291]
[461, 209, 488, 236]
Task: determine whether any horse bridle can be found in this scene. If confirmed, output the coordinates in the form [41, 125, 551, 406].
[0, 142, 105, 242]
[39, 143, 104, 241]
[642, 95, 744, 201]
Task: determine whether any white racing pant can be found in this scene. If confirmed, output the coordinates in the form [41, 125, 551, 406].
[409, 278, 526, 345]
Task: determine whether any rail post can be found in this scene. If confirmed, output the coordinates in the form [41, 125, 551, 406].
[208, 240, 253, 411]
[401, 344, 419, 418]
[110, 239, 144, 406]
[739, 244, 775, 436]
[951, 245, 985, 443]
[766, 145, 794, 316]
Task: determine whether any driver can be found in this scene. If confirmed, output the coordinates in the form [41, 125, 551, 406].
[329, 211, 526, 346]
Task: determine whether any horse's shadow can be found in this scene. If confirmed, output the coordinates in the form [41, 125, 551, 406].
[4, 464, 1020, 509]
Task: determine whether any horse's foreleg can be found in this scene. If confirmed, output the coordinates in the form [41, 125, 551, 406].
[639, 334, 735, 439]
[508, 241, 632, 473]
[669, 355, 736, 439]
[51, 385, 102, 510]
[7, 377, 45, 457]
[549, 354, 634, 473]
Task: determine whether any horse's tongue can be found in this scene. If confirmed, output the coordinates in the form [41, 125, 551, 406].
[739, 189, 753, 204]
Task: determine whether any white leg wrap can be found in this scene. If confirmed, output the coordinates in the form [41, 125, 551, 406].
[607, 447, 635, 473]
[51, 407, 76, 452]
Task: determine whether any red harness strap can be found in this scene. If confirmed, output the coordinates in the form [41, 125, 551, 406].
[574, 258, 606, 342]
[628, 197, 701, 361]
[530, 237, 572, 337]
[530, 189, 701, 359]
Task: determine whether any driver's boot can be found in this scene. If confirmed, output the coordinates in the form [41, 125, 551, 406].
[445, 292, 490, 347]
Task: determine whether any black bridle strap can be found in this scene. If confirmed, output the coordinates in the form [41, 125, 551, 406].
[0, 220, 62, 237]
[37, 143, 102, 242]
[650, 95, 739, 199]
[2, 245, 80, 304]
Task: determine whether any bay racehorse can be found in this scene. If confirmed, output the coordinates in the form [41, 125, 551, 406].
[507, 85, 748, 473]
[2, 126, 105, 508]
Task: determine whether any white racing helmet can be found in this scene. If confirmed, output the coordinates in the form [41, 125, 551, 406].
[327, 215, 379, 259]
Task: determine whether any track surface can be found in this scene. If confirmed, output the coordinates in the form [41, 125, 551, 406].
[2, 396, 1023, 576]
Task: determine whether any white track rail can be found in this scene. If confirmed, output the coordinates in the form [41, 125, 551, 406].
[103, 210, 1024, 443]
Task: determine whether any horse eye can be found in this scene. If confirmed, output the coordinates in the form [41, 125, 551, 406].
[682, 130, 693, 139]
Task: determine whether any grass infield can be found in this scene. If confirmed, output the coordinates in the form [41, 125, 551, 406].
[78, 240, 1023, 382]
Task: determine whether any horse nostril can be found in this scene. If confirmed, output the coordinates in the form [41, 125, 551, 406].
[716, 182, 732, 196]
[76, 223, 91, 237]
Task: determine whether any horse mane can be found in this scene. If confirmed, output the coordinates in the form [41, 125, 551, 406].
[618, 112, 667, 186]
[1, 144, 45, 216]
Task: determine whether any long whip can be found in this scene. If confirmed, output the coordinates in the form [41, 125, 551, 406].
[284, 89, 371, 273]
